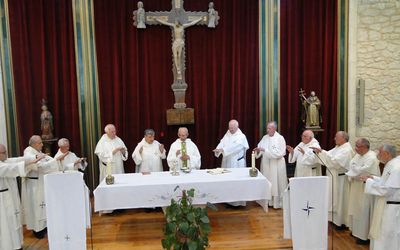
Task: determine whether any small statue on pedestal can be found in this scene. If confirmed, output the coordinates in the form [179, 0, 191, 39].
[40, 99, 57, 155]
[299, 89, 322, 128]
[41, 99, 54, 140]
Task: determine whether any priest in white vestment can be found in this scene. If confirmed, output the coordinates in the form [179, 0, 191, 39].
[287, 130, 321, 177]
[313, 131, 355, 227]
[95, 124, 128, 183]
[167, 127, 201, 171]
[254, 121, 287, 209]
[132, 129, 166, 173]
[346, 138, 380, 244]
[22, 135, 67, 238]
[361, 144, 400, 250]
[0, 144, 38, 250]
[213, 119, 249, 206]
[55, 138, 87, 172]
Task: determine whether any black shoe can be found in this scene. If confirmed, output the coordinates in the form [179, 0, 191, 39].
[334, 224, 346, 231]
[356, 239, 370, 245]
[224, 203, 242, 209]
[33, 228, 47, 239]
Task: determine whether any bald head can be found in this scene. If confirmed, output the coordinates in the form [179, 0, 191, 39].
[228, 119, 239, 134]
[301, 130, 314, 144]
[104, 124, 117, 139]
[266, 121, 277, 136]
[29, 135, 43, 151]
[334, 131, 349, 146]
[178, 127, 189, 141]
[0, 144, 7, 161]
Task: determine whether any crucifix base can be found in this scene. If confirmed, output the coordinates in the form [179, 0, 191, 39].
[166, 108, 194, 125]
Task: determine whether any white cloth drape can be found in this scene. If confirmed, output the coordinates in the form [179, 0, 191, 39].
[44, 172, 90, 250]
[283, 177, 329, 250]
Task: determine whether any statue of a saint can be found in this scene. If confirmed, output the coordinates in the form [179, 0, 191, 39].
[40, 99, 54, 140]
[300, 90, 321, 128]
[154, 17, 203, 80]
[133, 1, 146, 29]
[207, 2, 219, 28]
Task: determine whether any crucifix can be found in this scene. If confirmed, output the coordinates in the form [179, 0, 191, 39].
[133, 0, 219, 125]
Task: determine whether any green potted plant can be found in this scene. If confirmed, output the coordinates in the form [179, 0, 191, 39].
[161, 188, 217, 250]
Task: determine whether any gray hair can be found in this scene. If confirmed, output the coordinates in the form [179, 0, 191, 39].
[338, 131, 349, 142]
[178, 127, 188, 135]
[381, 144, 397, 158]
[29, 135, 41, 146]
[357, 138, 370, 149]
[267, 121, 277, 129]
[303, 130, 314, 138]
[144, 129, 155, 136]
[104, 124, 115, 133]
[58, 138, 70, 147]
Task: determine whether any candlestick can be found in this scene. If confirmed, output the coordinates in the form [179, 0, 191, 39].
[107, 160, 111, 176]
[251, 151, 255, 169]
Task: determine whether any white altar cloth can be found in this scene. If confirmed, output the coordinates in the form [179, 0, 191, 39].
[94, 168, 271, 212]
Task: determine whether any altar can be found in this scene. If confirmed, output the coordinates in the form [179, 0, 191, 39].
[94, 168, 271, 212]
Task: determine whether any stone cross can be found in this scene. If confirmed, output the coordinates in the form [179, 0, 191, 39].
[133, 0, 219, 123]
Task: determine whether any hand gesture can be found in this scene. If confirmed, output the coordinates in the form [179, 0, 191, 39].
[181, 154, 190, 161]
[139, 146, 144, 154]
[120, 147, 126, 155]
[159, 144, 165, 153]
[359, 175, 373, 182]
[286, 145, 294, 153]
[176, 149, 181, 156]
[253, 147, 264, 153]
[297, 147, 305, 154]
[56, 152, 69, 161]
[212, 148, 223, 154]
[310, 147, 321, 154]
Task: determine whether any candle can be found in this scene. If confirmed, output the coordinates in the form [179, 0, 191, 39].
[107, 161, 111, 176]
[251, 151, 255, 169]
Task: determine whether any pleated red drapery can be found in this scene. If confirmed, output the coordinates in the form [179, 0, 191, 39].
[8, 0, 81, 154]
[280, 0, 338, 149]
[93, 0, 260, 171]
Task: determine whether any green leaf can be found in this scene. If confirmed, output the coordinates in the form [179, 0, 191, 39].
[187, 212, 195, 223]
[187, 189, 195, 197]
[179, 222, 189, 233]
[188, 241, 197, 250]
[200, 216, 209, 224]
[166, 222, 177, 234]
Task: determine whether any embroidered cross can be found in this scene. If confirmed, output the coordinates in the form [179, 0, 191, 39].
[302, 201, 315, 217]
[65, 235, 71, 241]
[39, 201, 46, 209]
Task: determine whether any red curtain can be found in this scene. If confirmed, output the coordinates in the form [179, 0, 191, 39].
[280, 0, 338, 149]
[8, 0, 81, 154]
[94, 0, 259, 171]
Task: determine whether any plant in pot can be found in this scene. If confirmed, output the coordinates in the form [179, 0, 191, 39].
[161, 187, 217, 250]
